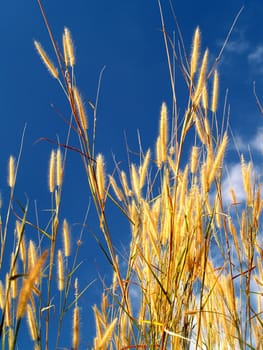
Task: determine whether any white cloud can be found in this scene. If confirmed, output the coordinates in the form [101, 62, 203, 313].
[221, 163, 246, 205]
[229, 127, 263, 155]
[221, 28, 249, 55]
[248, 45, 263, 64]
[224, 39, 249, 54]
[250, 127, 263, 153]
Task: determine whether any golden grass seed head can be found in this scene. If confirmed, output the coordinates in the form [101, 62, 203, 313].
[17, 250, 48, 319]
[193, 49, 209, 106]
[120, 170, 130, 198]
[96, 154, 106, 201]
[195, 116, 206, 144]
[72, 305, 80, 350]
[48, 149, 56, 193]
[229, 188, 237, 205]
[215, 195, 222, 229]
[131, 164, 140, 201]
[34, 41, 59, 79]
[57, 249, 64, 291]
[211, 70, 219, 113]
[190, 27, 201, 80]
[62, 33, 69, 67]
[8, 155, 15, 188]
[62, 219, 71, 257]
[56, 148, 63, 187]
[201, 162, 208, 194]
[155, 136, 162, 169]
[208, 133, 228, 187]
[139, 149, 151, 190]
[73, 86, 88, 130]
[241, 156, 252, 206]
[26, 303, 38, 341]
[28, 240, 37, 273]
[109, 175, 123, 201]
[159, 102, 168, 163]
[190, 146, 199, 174]
[64, 27, 75, 67]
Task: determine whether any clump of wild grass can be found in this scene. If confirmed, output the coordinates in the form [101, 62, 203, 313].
[0, 1, 262, 350]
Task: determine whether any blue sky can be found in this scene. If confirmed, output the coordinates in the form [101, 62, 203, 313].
[1, 0, 263, 348]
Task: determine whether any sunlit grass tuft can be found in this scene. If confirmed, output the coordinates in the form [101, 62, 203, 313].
[0, 2, 262, 350]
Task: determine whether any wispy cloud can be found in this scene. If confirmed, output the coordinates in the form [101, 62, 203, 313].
[222, 28, 249, 55]
[250, 126, 263, 153]
[219, 28, 263, 76]
[248, 45, 263, 74]
[248, 45, 263, 64]
[230, 127, 263, 155]
[224, 38, 249, 54]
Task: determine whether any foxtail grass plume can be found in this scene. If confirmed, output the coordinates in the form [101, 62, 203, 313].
[194, 115, 206, 144]
[73, 87, 88, 131]
[160, 103, 168, 163]
[139, 149, 151, 189]
[48, 149, 56, 193]
[211, 70, 219, 112]
[190, 146, 199, 174]
[64, 27, 75, 67]
[208, 133, 228, 186]
[120, 170, 131, 197]
[63, 32, 69, 68]
[155, 136, 161, 168]
[8, 155, 15, 188]
[96, 154, 105, 202]
[190, 26, 200, 80]
[241, 156, 252, 206]
[16, 250, 48, 319]
[193, 49, 209, 106]
[57, 249, 64, 291]
[34, 41, 58, 79]
[131, 164, 140, 200]
[56, 148, 63, 187]
[26, 303, 38, 341]
[28, 240, 37, 273]
[72, 305, 79, 350]
[62, 219, 70, 257]
[109, 175, 123, 202]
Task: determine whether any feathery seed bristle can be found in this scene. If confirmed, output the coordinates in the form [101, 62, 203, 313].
[211, 70, 219, 113]
[190, 27, 201, 80]
[73, 87, 88, 130]
[62, 219, 70, 257]
[48, 150, 56, 193]
[8, 155, 15, 188]
[57, 249, 64, 291]
[64, 27, 75, 67]
[34, 41, 59, 79]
